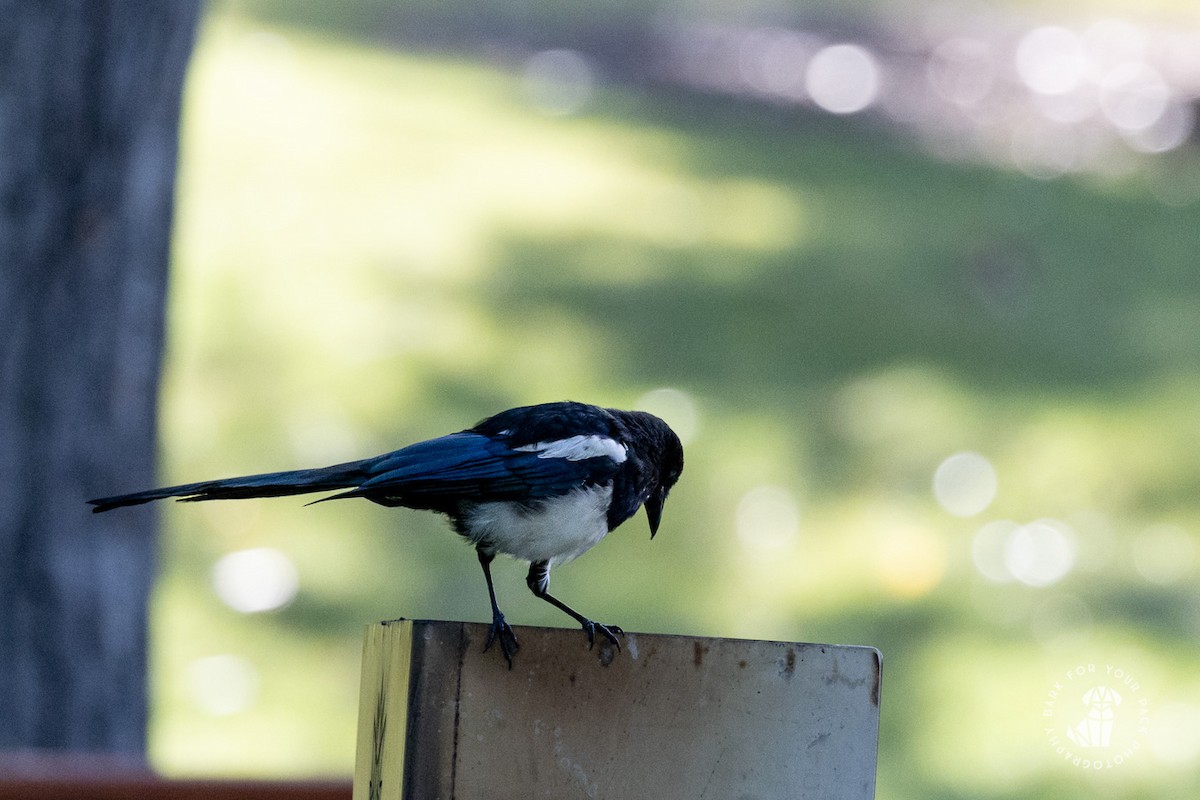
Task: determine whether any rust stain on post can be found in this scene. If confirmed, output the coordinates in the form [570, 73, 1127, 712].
[693, 640, 708, 667]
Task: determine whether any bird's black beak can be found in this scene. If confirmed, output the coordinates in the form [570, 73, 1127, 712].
[646, 488, 666, 539]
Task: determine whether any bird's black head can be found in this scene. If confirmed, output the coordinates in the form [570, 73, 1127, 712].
[613, 409, 684, 538]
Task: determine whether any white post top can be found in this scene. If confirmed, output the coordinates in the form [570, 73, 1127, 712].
[354, 620, 882, 800]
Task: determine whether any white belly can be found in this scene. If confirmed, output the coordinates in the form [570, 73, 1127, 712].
[461, 484, 613, 565]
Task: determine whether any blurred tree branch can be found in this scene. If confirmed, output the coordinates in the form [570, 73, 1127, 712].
[0, 0, 201, 754]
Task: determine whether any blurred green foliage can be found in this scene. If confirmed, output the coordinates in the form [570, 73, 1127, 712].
[148, 8, 1200, 798]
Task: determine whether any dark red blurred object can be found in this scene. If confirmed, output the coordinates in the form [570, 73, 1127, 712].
[0, 753, 350, 800]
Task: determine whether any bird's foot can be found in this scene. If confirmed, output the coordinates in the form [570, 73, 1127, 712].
[483, 612, 519, 668]
[581, 620, 624, 652]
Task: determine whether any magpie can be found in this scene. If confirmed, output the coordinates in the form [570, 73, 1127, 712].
[89, 401, 684, 666]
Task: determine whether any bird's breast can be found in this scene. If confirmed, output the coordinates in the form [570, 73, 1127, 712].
[459, 484, 613, 565]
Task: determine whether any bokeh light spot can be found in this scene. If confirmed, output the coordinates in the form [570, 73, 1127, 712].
[972, 520, 1019, 583]
[213, 547, 299, 613]
[806, 44, 880, 114]
[635, 387, 700, 445]
[933, 451, 997, 517]
[1100, 62, 1169, 132]
[1016, 26, 1087, 95]
[1124, 101, 1195, 154]
[1003, 519, 1075, 587]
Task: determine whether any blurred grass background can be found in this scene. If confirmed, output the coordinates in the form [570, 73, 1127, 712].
[148, 2, 1199, 797]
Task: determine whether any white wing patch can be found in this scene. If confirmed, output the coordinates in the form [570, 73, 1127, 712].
[514, 435, 627, 463]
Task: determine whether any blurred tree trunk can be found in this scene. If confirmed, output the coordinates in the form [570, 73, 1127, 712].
[0, 1, 201, 755]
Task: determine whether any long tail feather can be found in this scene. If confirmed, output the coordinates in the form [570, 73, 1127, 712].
[88, 458, 377, 513]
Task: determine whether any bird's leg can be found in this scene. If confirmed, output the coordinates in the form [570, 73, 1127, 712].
[526, 561, 623, 651]
[477, 547, 519, 667]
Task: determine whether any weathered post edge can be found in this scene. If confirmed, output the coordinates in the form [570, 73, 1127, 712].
[353, 620, 882, 800]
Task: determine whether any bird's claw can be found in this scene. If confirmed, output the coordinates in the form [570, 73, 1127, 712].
[483, 612, 519, 668]
[582, 620, 624, 652]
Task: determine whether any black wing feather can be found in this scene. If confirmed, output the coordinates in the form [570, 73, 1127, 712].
[315, 432, 621, 508]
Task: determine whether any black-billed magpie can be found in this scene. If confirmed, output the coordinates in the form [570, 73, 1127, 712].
[90, 401, 684, 666]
